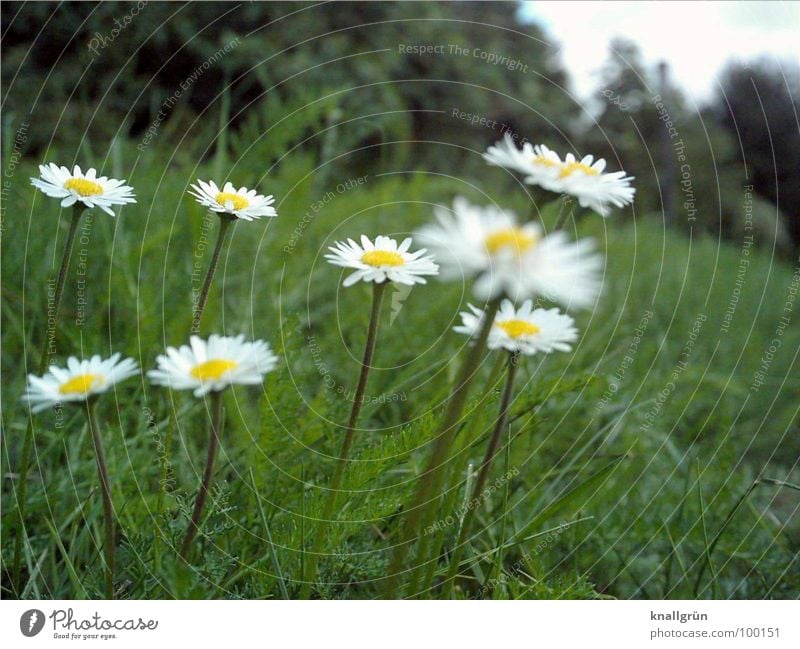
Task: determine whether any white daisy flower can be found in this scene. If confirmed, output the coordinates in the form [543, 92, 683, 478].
[24, 353, 139, 413]
[147, 334, 278, 398]
[30, 164, 136, 216]
[188, 179, 277, 221]
[484, 137, 635, 217]
[324, 234, 439, 287]
[455, 299, 578, 355]
[483, 134, 563, 187]
[415, 197, 602, 308]
[554, 153, 636, 217]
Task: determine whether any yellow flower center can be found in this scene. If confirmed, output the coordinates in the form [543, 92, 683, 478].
[59, 373, 102, 395]
[532, 154, 559, 167]
[558, 161, 600, 179]
[191, 359, 238, 381]
[361, 250, 405, 267]
[64, 177, 104, 197]
[215, 192, 249, 211]
[484, 228, 537, 255]
[497, 319, 540, 339]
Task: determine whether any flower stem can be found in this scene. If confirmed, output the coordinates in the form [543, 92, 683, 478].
[86, 399, 116, 599]
[300, 281, 388, 598]
[180, 390, 224, 559]
[386, 296, 502, 598]
[11, 204, 84, 594]
[192, 215, 233, 334]
[444, 351, 519, 596]
[552, 197, 574, 231]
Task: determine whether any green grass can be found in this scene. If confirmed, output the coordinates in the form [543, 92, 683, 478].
[2, 123, 799, 600]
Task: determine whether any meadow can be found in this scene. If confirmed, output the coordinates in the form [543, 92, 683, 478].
[2, 102, 799, 600]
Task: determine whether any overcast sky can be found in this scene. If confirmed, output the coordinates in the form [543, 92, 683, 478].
[519, 1, 800, 102]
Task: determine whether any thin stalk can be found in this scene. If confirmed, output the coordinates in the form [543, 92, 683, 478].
[300, 281, 388, 598]
[192, 215, 233, 334]
[420, 462, 475, 595]
[493, 423, 513, 590]
[691, 478, 800, 596]
[552, 197, 574, 231]
[444, 351, 519, 596]
[527, 200, 539, 223]
[458, 463, 477, 534]
[180, 390, 224, 558]
[154, 411, 175, 577]
[452, 351, 506, 453]
[12, 204, 84, 593]
[86, 400, 115, 599]
[213, 80, 231, 182]
[386, 297, 501, 598]
[415, 354, 506, 596]
[41, 204, 85, 373]
[250, 469, 290, 600]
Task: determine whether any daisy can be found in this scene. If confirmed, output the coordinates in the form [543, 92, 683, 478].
[305, 233, 440, 596]
[189, 179, 277, 221]
[554, 153, 636, 217]
[415, 197, 602, 308]
[483, 134, 563, 188]
[483, 137, 635, 217]
[30, 164, 136, 216]
[24, 352, 138, 595]
[147, 334, 277, 559]
[24, 353, 139, 413]
[147, 334, 278, 398]
[187, 180, 276, 331]
[445, 299, 578, 591]
[455, 299, 578, 355]
[325, 235, 439, 287]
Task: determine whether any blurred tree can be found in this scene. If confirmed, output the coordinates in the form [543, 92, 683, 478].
[1, 1, 575, 177]
[714, 60, 800, 248]
[583, 39, 791, 250]
[5, 2, 791, 249]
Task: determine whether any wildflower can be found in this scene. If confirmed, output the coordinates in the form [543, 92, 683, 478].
[455, 299, 578, 355]
[147, 334, 278, 398]
[31, 164, 136, 216]
[25, 353, 139, 412]
[325, 235, 439, 287]
[444, 298, 579, 594]
[148, 334, 278, 559]
[189, 179, 277, 221]
[554, 153, 636, 217]
[415, 197, 602, 308]
[483, 134, 562, 188]
[483, 136, 635, 216]
[303, 233, 438, 596]
[24, 352, 138, 599]
[188, 182, 278, 332]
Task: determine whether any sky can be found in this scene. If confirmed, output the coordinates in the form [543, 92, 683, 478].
[519, 1, 800, 102]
